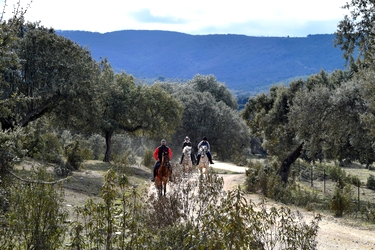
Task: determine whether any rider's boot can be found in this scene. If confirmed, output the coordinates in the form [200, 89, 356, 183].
[196, 155, 200, 165]
[151, 167, 156, 182]
[179, 153, 184, 164]
[191, 155, 196, 165]
[169, 168, 173, 182]
[208, 155, 214, 164]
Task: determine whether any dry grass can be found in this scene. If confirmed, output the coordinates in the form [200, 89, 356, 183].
[297, 163, 375, 204]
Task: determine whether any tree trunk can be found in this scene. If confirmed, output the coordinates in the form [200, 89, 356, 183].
[103, 130, 114, 162]
[278, 142, 304, 183]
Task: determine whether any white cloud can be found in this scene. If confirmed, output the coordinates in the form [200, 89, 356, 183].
[0, 0, 349, 36]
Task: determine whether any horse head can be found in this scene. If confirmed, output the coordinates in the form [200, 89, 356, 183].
[183, 146, 192, 156]
[162, 151, 170, 165]
[199, 145, 207, 155]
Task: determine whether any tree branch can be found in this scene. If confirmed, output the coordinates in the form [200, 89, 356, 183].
[6, 169, 71, 184]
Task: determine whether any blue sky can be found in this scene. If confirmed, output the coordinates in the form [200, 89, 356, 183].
[1, 0, 349, 37]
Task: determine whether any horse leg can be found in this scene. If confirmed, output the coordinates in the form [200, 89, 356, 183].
[158, 182, 162, 197]
[205, 163, 210, 180]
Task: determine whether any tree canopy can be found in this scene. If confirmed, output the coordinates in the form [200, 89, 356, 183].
[1, 21, 100, 131]
[156, 75, 251, 162]
[95, 60, 184, 162]
[240, 70, 373, 181]
[335, 0, 375, 68]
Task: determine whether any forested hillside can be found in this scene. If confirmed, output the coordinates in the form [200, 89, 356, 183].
[57, 30, 346, 93]
[4, 1, 375, 249]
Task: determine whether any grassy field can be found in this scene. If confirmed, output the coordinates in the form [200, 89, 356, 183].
[297, 162, 375, 205]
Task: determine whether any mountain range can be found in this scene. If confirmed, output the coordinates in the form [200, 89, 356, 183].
[57, 30, 347, 94]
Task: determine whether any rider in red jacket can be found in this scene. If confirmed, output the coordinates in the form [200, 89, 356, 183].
[151, 139, 173, 182]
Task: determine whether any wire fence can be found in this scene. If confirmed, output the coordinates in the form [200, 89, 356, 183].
[292, 160, 375, 211]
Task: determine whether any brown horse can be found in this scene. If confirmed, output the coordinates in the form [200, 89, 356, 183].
[155, 151, 171, 196]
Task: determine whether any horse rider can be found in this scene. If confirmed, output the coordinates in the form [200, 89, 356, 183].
[196, 136, 214, 165]
[151, 139, 173, 182]
[179, 136, 197, 165]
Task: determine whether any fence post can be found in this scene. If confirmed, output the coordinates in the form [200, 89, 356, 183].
[358, 179, 360, 211]
[323, 168, 326, 193]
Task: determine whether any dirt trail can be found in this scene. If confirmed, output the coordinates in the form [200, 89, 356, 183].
[212, 161, 375, 250]
[145, 159, 375, 249]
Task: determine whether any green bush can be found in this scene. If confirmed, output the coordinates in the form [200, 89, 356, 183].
[245, 161, 276, 195]
[0, 168, 68, 249]
[65, 140, 89, 170]
[367, 174, 375, 190]
[348, 174, 361, 187]
[330, 184, 351, 217]
[67, 170, 320, 249]
[327, 166, 347, 182]
[27, 132, 64, 163]
[143, 149, 154, 168]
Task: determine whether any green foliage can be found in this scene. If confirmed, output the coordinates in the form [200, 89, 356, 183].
[334, 0, 375, 67]
[0, 127, 26, 172]
[160, 78, 251, 162]
[30, 132, 64, 163]
[347, 174, 361, 187]
[245, 160, 278, 197]
[189, 74, 238, 110]
[1, 21, 100, 131]
[245, 161, 263, 193]
[68, 168, 150, 249]
[143, 149, 154, 168]
[367, 174, 375, 190]
[330, 184, 352, 217]
[64, 165, 321, 249]
[246, 160, 330, 210]
[94, 60, 184, 162]
[65, 140, 89, 170]
[87, 133, 105, 160]
[168, 187, 320, 249]
[241, 67, 375, 184]
[327, 165, 347, 182]
[0, 168, 68, 249]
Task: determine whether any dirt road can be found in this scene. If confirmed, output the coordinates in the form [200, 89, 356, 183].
[213, 161, 375, 250]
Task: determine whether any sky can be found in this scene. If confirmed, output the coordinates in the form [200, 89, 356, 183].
[0, 0, 350, 37]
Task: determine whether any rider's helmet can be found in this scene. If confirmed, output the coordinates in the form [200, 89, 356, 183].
[185, 136, 190, 141]
[202, 136, 207, 141]
[161, 139, 166, 143]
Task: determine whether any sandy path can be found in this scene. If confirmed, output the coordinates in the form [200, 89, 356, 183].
[213, 161, 375, 250]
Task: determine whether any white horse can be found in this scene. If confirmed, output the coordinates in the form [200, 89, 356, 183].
[182, 145, 193, 175]
[198, 145, 209, 179]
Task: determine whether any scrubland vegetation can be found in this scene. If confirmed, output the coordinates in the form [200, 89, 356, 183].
[2, 0, 375, 249]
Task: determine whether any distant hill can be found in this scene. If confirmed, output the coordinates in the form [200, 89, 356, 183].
[57, 30, 346, 93]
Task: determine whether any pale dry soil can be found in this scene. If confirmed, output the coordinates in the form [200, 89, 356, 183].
[62, 160, 375, 250]
[212, 161, 375, 250]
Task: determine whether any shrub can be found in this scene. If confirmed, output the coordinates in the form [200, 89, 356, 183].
[330, 183, 351, 217]
[245, 161, 277, 195]
[67, 168, 321, 249]
[348, 174, 361, 187]
[27, 132, 64, 163]
[327, 166, 346, 182]
[54, 158, 71, 177]
[0, 168, 68, 249]
[88, 134, 105, 160]
[65, 140, 89, 170]
[143, 149, 154, 168]
[367, 175, 375, 190]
